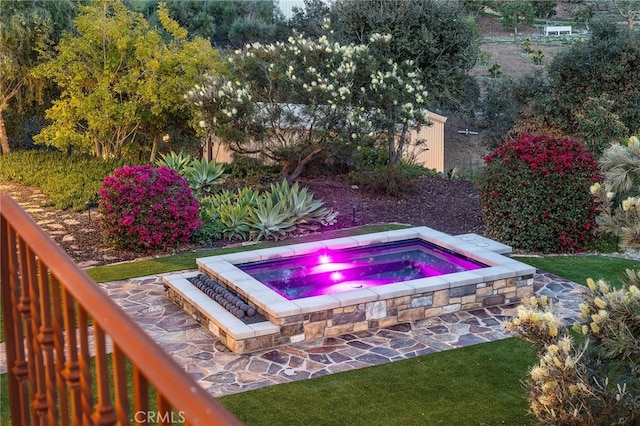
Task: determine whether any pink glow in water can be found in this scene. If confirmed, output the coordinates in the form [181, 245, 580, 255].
[239, 239, 487, 300]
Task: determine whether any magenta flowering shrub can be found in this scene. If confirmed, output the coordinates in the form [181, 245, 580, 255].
[478, 134, 600, 253]
[99, 164, 202, 250]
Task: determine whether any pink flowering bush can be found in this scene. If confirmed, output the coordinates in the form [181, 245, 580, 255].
[479, 134, 600, 253]
[99, 164, 202, 251]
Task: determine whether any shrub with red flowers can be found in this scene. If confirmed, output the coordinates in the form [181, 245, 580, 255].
[98, 164, 202, 251]
[478, 134, 600, 253]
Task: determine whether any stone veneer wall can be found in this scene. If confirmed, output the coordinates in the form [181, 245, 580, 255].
[165, 273, 534, 354]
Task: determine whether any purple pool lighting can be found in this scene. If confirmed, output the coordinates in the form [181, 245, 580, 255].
[238, 239, 488, 300]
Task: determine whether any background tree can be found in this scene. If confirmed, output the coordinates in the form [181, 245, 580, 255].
[361, 34, 432, 165]
[0, 0, 79, 154]
[481, 76, 517, 148]
[512, 22, 640, 154]
[33, 0, 219, 160]
[189, 34, 371, 181]
[141, 0, 289, 47]
[290, 0, 331, 38]
[531, 0, 557, 19]
[136, 3, 222, 162]
[611, 0, 640, 30]
[189, 32, 432, 181]
[493, 0, 535, 34]
[328, 0, 480, 109]
[573, 4, 596, 30]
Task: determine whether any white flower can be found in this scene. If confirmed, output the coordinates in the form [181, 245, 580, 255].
[622, 197, 637, 211]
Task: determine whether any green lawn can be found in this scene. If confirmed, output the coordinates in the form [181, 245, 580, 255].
[219, 338, 537, 425]
[516, 255, 638, 288]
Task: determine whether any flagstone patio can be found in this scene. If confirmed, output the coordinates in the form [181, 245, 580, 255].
[93, 269, 586, 397]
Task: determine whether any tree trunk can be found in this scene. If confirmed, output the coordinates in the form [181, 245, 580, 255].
[387, 128, 398, 164]
[0, 111, 10, 154]
[149, 135, 158, 163]
[283, 147, 323, 182]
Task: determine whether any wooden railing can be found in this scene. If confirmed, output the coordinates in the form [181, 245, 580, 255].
[1, 195, 241, 425]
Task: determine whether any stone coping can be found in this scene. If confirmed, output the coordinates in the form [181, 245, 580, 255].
[164, 228, 535, 347]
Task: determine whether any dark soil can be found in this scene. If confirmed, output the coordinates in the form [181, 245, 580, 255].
[0, 175, 484, 268]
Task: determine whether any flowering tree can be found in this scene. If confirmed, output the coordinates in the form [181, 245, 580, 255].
[188, 29, 431, 180]
[363, 33, 431, 165]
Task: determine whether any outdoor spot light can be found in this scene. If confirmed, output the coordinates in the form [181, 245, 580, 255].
[351, 203, 358, 223]
[85, 199, 96, 219]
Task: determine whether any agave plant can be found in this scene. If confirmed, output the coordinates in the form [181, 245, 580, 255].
[156, 151, 191, 175]
[208, 189, 234, 208]
[218, 203, 251, 240]
[184, 157, 229, 197]
[267, 180, 337, 230]
[234, 186, 259, 209]
[247, 195, 296, 241]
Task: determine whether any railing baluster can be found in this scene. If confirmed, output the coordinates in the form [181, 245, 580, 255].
[18, 237, 40, 423]
[133, 365, 149, 426]
[111, 344, 130, 425]
[61, 286, 82, 425]
[50, 274, 71, 425]
[27, 250, 50, 426]
[91, 324, 117, 425]
[77, 305, 93, 426]
[1, 216, 28, 425]
[36, 260, 59, 424]
[157, 393, 172, 426]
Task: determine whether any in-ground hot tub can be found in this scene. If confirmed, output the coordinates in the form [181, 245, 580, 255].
[163, 227, 535, 353]
[238, 239, 488, 300]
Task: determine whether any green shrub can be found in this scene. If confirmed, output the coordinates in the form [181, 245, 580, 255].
[590, 136, 640, 248]
[504, 269, 640, 425]
[345, 162, 432, 197]
[478, 134, 600, 253]
[0, 150, 127, 210]
[354, 145, 389, 169]
[224, 155, 281, 191]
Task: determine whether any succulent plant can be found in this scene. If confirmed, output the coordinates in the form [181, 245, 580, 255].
[268, 180, 337, 230]
[247, 195, 296, 240]
[218, 203, 251, 240]
[184, 157, 229, 197]
[156, 151, 191, 175]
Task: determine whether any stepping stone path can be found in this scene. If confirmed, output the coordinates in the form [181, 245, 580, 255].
[0, 180, 111, 267]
